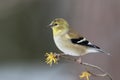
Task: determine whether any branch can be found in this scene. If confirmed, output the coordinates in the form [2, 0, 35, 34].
[45, 52, 112, 80]
[60, 54, 112, 80]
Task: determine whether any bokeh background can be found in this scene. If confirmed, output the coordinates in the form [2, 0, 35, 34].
[0, 0, 120, 80]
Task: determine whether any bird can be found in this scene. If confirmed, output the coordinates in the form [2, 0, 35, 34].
[48, 18, 110, 57]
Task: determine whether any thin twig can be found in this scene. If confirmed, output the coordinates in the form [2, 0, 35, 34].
[58, 54, 112, 80]
[81, 62, 112, 80]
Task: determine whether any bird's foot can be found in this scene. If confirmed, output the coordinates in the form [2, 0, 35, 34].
[75, 57, 82, 64]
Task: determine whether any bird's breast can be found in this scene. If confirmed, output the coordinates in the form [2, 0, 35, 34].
[53, 36, 86, 56]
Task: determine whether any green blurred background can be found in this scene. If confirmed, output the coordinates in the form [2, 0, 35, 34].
[0, 0, 120, 80]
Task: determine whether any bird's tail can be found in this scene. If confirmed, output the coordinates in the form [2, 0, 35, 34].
[97, 49, 111, 55]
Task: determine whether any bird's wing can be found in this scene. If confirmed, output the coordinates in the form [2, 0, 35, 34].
[70, 37, 100, 49]
[67, 29, 81, 38]
[67, 29, 100, 49]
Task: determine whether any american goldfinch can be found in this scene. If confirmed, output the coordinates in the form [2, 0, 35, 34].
[49, 18, 110, 56]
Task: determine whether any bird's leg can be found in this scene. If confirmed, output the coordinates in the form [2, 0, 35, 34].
[54, 53, 66, 60]
[76, 56, 82, 64]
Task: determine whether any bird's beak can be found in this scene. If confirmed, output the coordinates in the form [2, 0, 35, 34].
[48, 23, 53, 28]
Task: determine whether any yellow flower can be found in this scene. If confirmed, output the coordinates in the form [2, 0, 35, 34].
[80, 71, 91, 80]
[45, 52, 58, 66]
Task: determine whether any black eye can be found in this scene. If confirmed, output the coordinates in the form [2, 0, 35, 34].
[54, 23, 58, 26]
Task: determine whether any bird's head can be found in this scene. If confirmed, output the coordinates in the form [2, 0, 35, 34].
[49, 18, 69, 36]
